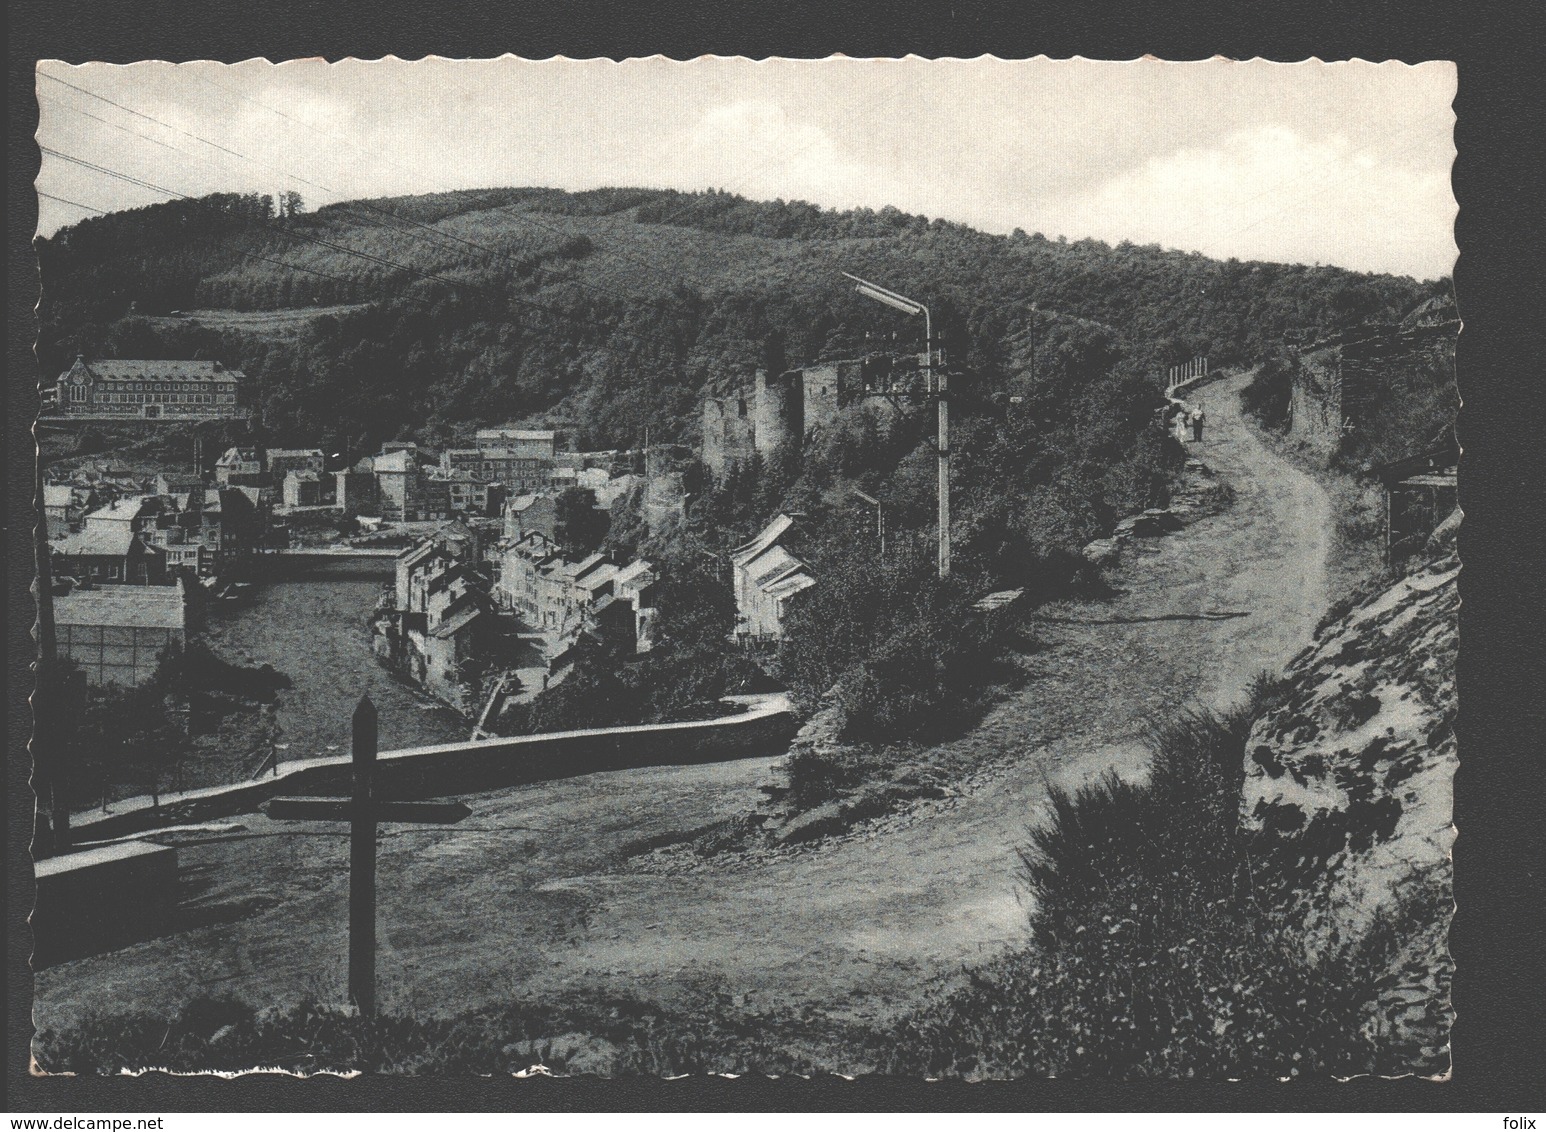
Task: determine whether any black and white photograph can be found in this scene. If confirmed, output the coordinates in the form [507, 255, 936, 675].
[25, 55, 1461, 1080]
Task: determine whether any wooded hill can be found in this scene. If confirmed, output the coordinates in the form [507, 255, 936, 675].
[35, 186, 1443, 454]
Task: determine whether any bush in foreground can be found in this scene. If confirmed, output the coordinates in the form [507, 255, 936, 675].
[35, 992, 881, 1077]
[888, 676, 1446, 1079]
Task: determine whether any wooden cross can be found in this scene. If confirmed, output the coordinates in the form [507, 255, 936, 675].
[264, 696, 470, 1016]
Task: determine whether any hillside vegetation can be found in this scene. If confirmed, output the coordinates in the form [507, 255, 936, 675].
[36, 186, 1439, 455]
[891, 528, 1457, 1079]
[36, 186, 1447, 792]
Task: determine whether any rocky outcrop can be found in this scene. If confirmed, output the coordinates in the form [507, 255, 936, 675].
[1241, 543, 1457, 1070]
[1242, 549, 1457, 903]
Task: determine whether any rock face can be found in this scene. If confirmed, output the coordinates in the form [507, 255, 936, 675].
[1242, 549, 1457, 899]
[1242, 545, 1457, 1069]
[1081, 538, 1122, 567]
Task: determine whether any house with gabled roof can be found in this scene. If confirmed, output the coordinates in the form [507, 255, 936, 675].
[729, 513, 816, 641]
[215, 447, 264, 487]
[375, 532, 494, 713]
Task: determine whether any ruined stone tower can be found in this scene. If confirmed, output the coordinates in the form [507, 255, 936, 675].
[700, 355, 912, 482]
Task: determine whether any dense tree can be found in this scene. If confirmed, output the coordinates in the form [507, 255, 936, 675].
[34, 186, 1437, 456]
[553, 487, 609, 558]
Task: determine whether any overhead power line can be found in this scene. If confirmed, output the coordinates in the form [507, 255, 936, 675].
[38, 143, 687, 351]
[41, 69, 667, 316]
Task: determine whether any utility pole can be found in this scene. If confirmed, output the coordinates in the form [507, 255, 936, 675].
[1029, 301, 1038, 385]
[32, 456, 68, 855]
[843, 272, 951, 579]
[933, 321, 949, 580]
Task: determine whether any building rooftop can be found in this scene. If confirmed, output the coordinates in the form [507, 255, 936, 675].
[65, 358, 241, 382]
[52, 527, 144, 558]
[765, 571, 817, 601]
[372, 449, 417, 473]
[43, 485, 74, 508]
[431, 604, 483, 640]
[53, 579, 187, 630]
[577, 562, 620, 593]
[83, 495, 155, 523]
[476, 428, 557, 442]
[613, 559, 655, 590]
[731, 513, 801, 568]
[748, 544, 807, 589]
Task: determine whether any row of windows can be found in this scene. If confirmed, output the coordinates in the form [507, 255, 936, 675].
[100, 393, 228, 404]
[58, 625, 176, 648]
[99, 381, 230, 392]
[62, 562, 148, 581]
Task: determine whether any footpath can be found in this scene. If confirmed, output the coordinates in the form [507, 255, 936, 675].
[34, 373, 1336, 1036]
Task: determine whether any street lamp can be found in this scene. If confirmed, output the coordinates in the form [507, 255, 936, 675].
[842, 271, 950, 579]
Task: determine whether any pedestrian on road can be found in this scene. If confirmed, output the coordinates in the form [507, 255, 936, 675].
[1191, 406, 1206, 442]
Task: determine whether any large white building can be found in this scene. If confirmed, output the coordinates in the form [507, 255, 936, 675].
[46, 357, 244, 420]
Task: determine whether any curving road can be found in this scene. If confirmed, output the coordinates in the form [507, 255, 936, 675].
[34, 373, 1336, 1037]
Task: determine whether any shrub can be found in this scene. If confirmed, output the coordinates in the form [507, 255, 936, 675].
[782, 744, 878, 811]
[890, 688, 1449, 1078]
[1238, 353, 1296, 431]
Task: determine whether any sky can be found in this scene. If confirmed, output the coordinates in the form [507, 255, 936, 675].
[34, 56, 1458, 279]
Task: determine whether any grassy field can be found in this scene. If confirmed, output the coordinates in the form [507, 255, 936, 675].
[143, 304, 368, 339]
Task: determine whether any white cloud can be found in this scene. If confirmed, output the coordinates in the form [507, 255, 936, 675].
[34, 58, 1457, 278]
[1039, 124, 1456, 278]
[680, 100, 873, 205]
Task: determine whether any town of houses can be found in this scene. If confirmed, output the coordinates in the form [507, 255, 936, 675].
[42, 356, 820, 729]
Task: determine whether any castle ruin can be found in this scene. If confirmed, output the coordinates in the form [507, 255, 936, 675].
[701, 355, 918, 481]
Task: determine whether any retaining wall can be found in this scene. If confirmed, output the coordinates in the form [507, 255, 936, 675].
[68, 695, 797, 842]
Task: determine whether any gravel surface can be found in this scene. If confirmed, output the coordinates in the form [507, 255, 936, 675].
[34, 373, 1335, 1041]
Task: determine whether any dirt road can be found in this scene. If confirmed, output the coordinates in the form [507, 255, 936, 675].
[34, 374, 1334, 1036]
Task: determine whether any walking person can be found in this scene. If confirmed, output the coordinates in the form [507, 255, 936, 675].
[1191, 405, 1206, 443]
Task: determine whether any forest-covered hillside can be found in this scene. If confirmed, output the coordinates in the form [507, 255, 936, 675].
[34, 186, 1443, 454]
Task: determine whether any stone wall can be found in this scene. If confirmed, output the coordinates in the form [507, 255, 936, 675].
[753, 369, 802, 464]
[801, 361, 863, 435]
[701, 391, 757, 480]
[65, 694, 798, 842]
[1287, 323, 1458, 460]
[1287, 348, 1345, 458]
